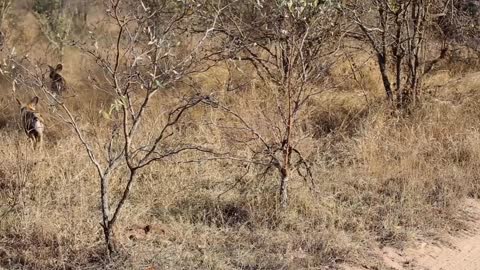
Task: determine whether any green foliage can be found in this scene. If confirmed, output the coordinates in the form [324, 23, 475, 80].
[464, 1, 479, 16]
[99, 97, 128, 120]
[33, 0, 62, 15]
[32, 0, 71, 55]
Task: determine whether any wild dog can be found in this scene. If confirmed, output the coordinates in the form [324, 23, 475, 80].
[48, 64, 66, 96]
[16, 96, 45, 149]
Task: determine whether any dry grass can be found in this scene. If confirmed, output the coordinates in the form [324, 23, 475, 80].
[1, 68, 480, 269]
[2, 4, 480, 270]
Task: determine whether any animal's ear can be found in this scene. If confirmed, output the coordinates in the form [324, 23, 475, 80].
[55, 64, 63, 72]
[48, 65, 54, 72]
[28, 96, 39, 107]
[15, 98, 22, 106]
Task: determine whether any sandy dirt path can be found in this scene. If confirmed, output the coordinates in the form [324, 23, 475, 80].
[384, 199, 480, 270]
[346, 199, 480, 270]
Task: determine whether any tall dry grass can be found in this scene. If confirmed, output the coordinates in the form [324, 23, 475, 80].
[1, 63, 480, 269]
[1, 4, 480, 270]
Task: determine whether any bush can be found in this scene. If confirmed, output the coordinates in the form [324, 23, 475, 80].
[33, 0, 61, 15]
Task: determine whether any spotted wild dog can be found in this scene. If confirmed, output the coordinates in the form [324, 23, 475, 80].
[48, 63, 66, 96]
[16, 96, 45, 149]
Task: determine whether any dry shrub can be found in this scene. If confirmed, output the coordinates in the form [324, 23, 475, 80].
[312, 94, 371, 138]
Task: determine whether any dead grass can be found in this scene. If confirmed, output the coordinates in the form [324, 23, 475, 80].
[2, 5, 480, 270]
[1, 68, 480, 269]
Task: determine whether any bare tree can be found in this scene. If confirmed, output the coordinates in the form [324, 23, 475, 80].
[435, 0, 480, 50]
[199, 0, 344, 208]
[346, 0, 438, 107]
[7, 0, 220, 256]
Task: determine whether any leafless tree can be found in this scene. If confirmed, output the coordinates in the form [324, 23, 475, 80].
[346, 0, 440, 107]
[6, 0, 221, 256]
[198, 0, 345, 208]
[435, 0, 480, 50]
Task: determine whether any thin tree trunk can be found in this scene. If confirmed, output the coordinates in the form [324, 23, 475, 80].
[279, 168, 289, 208]
[394, 5, 405, 106]
[378, 4, 393, 101]
[410, 2, 420, 100]
[83, 0, 87, 24]
[100, 175, 113, 255]
[376, 53, 393, 100]
[280, 32, 293, 209]
[412, 0, 427, 104]
[394, 30, 403, 104]
[110, 169, 137, 227]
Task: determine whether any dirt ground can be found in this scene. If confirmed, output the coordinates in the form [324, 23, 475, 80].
[346, 199, 480, 270]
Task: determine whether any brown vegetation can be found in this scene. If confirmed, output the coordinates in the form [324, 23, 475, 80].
[0, 0, 480, 269]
